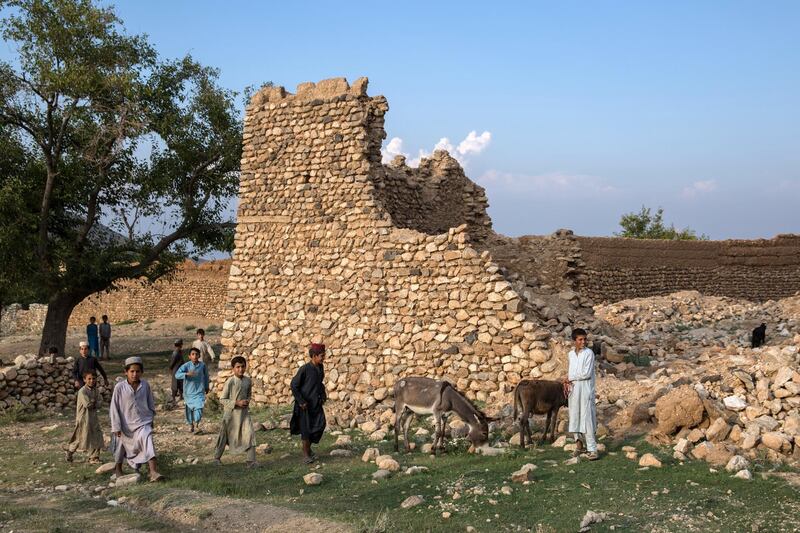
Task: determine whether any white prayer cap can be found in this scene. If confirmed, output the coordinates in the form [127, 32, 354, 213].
[124, 356, 144, 370]
[79, 341, 89, 348]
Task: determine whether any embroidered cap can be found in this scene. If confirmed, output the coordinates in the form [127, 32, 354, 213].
[79, 341, 89, 348]
[124, 356, 144, 370]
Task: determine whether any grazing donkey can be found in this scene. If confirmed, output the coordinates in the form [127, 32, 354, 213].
[513, 379, 568, 449]
[393, 377, 491, 454]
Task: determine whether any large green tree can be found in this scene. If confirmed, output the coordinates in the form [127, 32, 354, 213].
[0, 0, 242, 354]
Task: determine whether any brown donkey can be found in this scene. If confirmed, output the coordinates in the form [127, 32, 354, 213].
[513, 379, 568, 449]
[393, 376, 491, 454]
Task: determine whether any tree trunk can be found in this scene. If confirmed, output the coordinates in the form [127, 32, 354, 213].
[38, 292, 82, 356]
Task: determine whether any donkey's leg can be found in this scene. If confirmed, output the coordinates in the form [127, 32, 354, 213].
[394, 402, 404, 452]
[519, 412, 527, 449]
[433, 411, 444, 455]
[402, 411, 414, 452]
[540, 410, 552, 445]
[549, 406, 561, 443]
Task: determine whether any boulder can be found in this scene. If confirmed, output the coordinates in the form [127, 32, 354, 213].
[334, 435, 352, 447]
[673, 438, 691, 455]
[638, 453, 662, 468]
[510, 463, 537, 483]
[329, 449, 353, 457]
[404, 466, 428, 475]
[114, 473, 141, 487]
[400, 495, 424, 509]
[376, 456, 400, 472]
[762, 432, 792, 453]
[303, 473, 323, 486]
[706, 418, 731, 442]
[95, 462, 116, 475]
[723, 396, 747, 411]
[372, 469, 392, 481]
[734, 469, 753, 480]
[654, 386, 704, 434]
[725, 455, 750, 473]
[361, 447, 380, 462]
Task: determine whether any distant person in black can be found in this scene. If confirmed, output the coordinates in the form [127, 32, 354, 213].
[290, 343, 327, 464]
[751, 323, 767, 348]
[169, 339, 185, 402]
[73, 341, 108, 389]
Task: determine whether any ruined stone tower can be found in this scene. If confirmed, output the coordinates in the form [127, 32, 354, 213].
[219, 77, 559, 407]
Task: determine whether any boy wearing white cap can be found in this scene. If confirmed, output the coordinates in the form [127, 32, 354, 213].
[72, 341, 107, 389]
[110, 356, 164, 482]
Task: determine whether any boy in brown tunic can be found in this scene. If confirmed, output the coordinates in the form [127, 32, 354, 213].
[65, 371, 104, 463]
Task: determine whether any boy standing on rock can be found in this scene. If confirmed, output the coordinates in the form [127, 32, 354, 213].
[290, 343, 327, 464]
[64, 371, 104, 464]
[214, 356, 257, 467]
[564, 328, 599, 460]
[110, 356, 164, 482]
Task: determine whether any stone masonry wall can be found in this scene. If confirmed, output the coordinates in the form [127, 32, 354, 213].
[0, 354, 76, 411]
[575, 235, 800, 303]
[1, 261, 229, 338]
[218, 77, 559, 408]
[71, 260, 230, 326]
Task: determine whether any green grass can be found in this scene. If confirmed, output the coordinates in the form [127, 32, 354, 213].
[115, 319, 137, 326]
[119, 432, 800, 532]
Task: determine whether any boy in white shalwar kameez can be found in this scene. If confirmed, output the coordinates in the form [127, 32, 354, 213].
[565, 328, 599, 460]
[110, 356, 165, 481]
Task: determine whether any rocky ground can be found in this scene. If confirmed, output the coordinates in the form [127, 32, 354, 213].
[1, 293, 800, 531]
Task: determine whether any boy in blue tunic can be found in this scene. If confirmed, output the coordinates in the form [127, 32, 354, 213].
[86, 316, 100, 358]
[175, 348, 209, 433]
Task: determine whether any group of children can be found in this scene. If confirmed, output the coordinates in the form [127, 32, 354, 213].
[65, 328, 600, 478]
[64, 330, 272, 481]
[85, 315, 112, 360]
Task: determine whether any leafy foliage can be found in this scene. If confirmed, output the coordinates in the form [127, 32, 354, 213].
[0, 0, 245, 351]
[615, 206, 708, 240]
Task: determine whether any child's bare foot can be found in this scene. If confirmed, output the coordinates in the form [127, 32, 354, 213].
[189, 424, 195, 433]
[64, 450, 73, 462]
[88, 457, 101, 465]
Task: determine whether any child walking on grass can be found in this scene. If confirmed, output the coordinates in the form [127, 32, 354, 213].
[175, 347, 209, 433]
[214, 356, 257, 467]
[64, 371, 104, 464]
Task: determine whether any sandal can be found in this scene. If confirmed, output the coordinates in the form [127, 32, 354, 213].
[149, 473, 165, 483]
[303, 456, 316, 464]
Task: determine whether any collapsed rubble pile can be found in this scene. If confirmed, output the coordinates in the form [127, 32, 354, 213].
[594, 291, 800, 464]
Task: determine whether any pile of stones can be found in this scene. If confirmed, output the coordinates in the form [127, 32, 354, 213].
[0, 354, 76, 411]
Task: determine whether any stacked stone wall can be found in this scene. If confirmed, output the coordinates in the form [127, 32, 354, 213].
[219, 77, 560, 408]
[71, 260, 230, 326]
[574, 235, 800, 303]
[0, 355, 77, 411]
[0, 304, 49, 336]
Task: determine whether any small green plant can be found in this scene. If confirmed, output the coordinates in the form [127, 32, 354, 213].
[185, 325, 197, 331]
[624, 353, 651, 367]
[116, 319, 137, 326]
[205, 325, 220, 333]
[358, 509, 391, 533]
[143, 318, 156, 325]
[0, 404, 46, 425]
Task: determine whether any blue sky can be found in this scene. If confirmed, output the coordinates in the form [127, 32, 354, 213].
[4, 1, 799, 239]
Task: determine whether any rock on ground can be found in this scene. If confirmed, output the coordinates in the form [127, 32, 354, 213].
[654, 386, 704, 435]
[725, 455, 750, 473]
[400, 495, 424, 509]
[361, 448, 379, 462]
[511, 463, 537, 483]
[639, 453, 662, 468]
[303, 473, 323, 486]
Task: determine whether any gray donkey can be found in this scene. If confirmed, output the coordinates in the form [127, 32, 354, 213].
[393, 376, 492, 453]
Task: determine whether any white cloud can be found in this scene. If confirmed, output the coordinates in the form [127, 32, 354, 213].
[681, 180, 718, 198]
[381, 136, 408, 164]
[381, 131, 491, 168]
[434, 137, 454, 152]
[477, 170, 617, 195]
[456, 130, 491, 157]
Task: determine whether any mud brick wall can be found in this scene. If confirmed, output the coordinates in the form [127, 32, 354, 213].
[218, 77, 559, 408]
[69, 260, 230, 326]
[575, 235, 800, 303]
